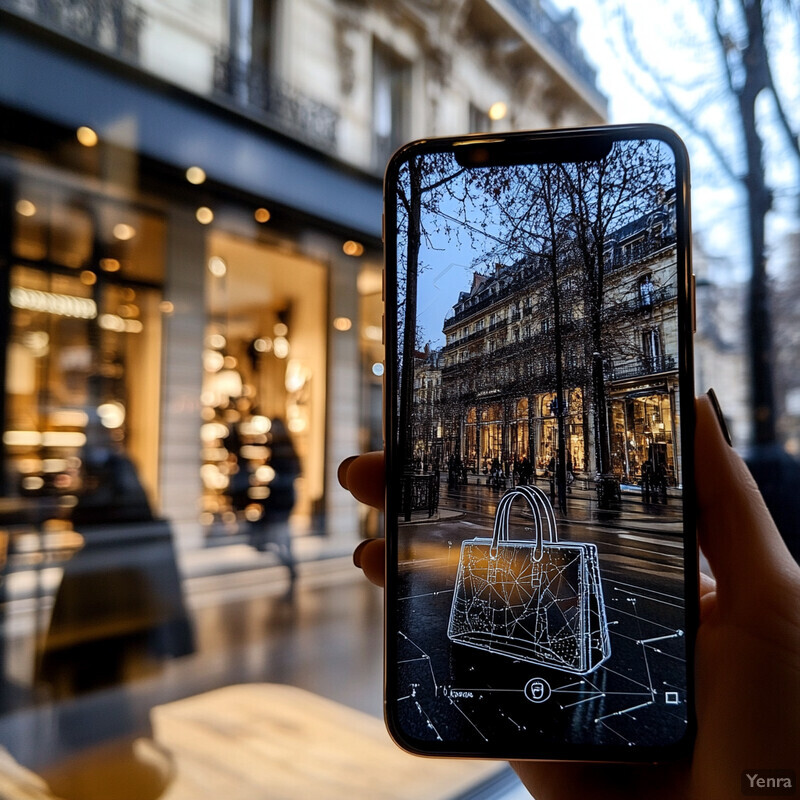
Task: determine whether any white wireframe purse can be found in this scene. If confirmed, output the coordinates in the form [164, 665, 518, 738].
[448, 484, 610, 675]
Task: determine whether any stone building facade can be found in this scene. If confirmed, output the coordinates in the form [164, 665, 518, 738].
[413, 193, 682, 487]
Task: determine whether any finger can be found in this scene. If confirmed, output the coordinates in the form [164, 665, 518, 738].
[698, 571, 717, 624]
[341, 451, 385, 510]
[353, 539, 385, 587]
[695, 393, 795, 611]
[699, 571, 716, 597]
[337, 456, 358, 490]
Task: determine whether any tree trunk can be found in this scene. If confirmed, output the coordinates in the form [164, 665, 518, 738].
[399, 159, 422, 474]
[739, 0, 776, 446]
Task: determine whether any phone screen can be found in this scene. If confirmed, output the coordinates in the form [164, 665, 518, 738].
[384, 126, 696, 760]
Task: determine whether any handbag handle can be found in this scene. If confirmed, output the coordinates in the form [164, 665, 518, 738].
[489, 485, 558, 562]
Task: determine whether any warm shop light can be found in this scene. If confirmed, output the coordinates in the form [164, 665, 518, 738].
[208, 256, 227, 277]
[15, 199, 36, 217]
[207, 333, 226, 349]
[98, 314, 143, 333]
[80, 271, 97, 285]
[24, 330, 49, 356]
[364, 325, 382, 341]
[273, 336, 290, 358]
[186, 166, 207, 185]
[253, 337, 272, 353]
[10, 287, 97, 319]
[200, 422, 229, 443]
[203, 349, 225, 373]
[273, 322, 288, 337]
[113, 223, 136, 241]
[159, 300, 175, 314]
[254, 207, 271, 223]
[97, 402, 126, 429]
[255, 465, 276, 483]
[333, 316, 352, 331]
[251, 415, 271, 435]
[196, 206, 214, 224]
[42, 431, 87, 448]
[342, 240, 364, 257]
[76, 126, 99, 147]
[50, 410, 88, 427]
[100, 258, 121, 272]
[372, 362, 385, 377]
[4, 430, 42, 447]
[357, 270, 383, 295]
[488, 101, 507, 121]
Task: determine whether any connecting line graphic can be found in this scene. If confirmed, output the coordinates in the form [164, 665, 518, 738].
[398, 631, 439, 694]
[612, 579, 684, 603]
[595, 700, 654, 722]
[638, 632, 683, 645]
[398, 589, 455, 601]
[551, 675, 650, 710]
[447, 697, 489, 742]
[627, 595, 656, 701]
[415, 700, 443, 741]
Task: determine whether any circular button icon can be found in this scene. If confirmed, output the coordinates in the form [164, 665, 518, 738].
[524, 677, 551, 704]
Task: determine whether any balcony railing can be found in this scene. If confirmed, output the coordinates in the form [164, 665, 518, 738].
[604, 233, 677, 273]
[615, 285, 678, 315]
[2, 0, 144, 60]
[400, 473, 439, 521]
[504, 0, 599, 91]
[214, 50, 338, 149]
[607, 355, 677, 382]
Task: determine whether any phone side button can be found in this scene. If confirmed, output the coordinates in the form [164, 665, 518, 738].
[691, 274, 697, 333]
[382, 313, 385, 344]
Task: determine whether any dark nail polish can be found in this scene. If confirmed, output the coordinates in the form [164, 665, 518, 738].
[706, 388, 732, 447]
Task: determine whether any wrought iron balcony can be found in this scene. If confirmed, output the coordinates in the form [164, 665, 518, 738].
[214, 50, 338, 150]
[604, 233, 677, 273]
[606, 354, 677, 382]
[503, 0, 599, 91]
[615, 285, 678, 315]
[2, 0, 144, 60]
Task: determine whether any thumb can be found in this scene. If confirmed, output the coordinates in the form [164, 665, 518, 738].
[695, 392, 797, 615]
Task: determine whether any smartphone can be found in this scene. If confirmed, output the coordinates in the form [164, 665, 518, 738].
[383, 124, 697, 761]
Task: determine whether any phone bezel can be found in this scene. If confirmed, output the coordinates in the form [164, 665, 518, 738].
[383, 124, 698, 762]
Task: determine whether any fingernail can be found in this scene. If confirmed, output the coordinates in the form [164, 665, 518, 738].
[337, 455, 358, 490]
[353, 539, 370, 569]
[706, 388, 732, 447]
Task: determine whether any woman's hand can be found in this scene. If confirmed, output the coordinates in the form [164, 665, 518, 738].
[338, 393, 800, 800]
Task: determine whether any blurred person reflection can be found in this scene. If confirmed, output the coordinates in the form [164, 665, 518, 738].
[70, 409, 154, 527]
[247, 417, 300, 590]
[34, 411, 193, 800]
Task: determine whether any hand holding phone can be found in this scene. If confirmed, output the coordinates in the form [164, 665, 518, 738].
[383, 125, 697, 761]
[342, 392, 800, 790]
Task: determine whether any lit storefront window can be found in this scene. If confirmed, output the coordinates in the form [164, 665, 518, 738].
[4, 176, 165, 522]
[200, 232, 327, 537]
[610, 393, 676, 485]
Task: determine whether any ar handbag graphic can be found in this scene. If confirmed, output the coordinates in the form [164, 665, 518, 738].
[448, 484, 611, 675]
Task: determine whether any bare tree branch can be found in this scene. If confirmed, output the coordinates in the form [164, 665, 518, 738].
[618, 5, 741, 183]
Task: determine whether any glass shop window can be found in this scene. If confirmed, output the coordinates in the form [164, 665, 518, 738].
[200, 231, 327, 538]
[5, 178, 166, 524]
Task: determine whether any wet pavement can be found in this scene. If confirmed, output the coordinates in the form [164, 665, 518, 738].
[390, 477, 690, 753]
